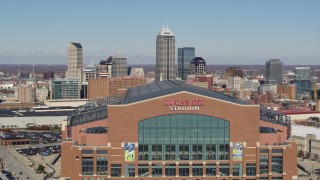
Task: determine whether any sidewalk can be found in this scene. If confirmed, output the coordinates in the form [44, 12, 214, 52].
[298, 157, 320, 179]
[0, 171, 7, 180]
[7, 147, 44, 179]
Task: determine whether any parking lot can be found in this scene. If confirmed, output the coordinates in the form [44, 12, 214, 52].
[17, 144, 60, 156]
[0, 131, 61, 144]
[1, 170, 15, 179]
[0, 130, 62, 179]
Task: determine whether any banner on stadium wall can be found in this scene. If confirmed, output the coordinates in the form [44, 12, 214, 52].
[124, 143, 135, 162]
[233, 142, 243, 161]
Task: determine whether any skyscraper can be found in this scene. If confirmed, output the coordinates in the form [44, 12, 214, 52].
[294, 67, 310, 81]
[190, 57, 207, 75]
[266, 59, 283, 84]
[225, 67, 244, 79]
[178, 47, 195, 80]
[111, 55, 128, 77]
[67, 42, 83, 79]
[155, 24, 175, 81]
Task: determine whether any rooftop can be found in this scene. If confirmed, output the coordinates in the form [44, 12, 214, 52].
[276, 110, 320, 115]
[70, 42, 82, 48]
[191, 57, 206, 65]
[292, 125, 320, 138]
[123, 80, 248, 105]
[158, 24, 174, 36]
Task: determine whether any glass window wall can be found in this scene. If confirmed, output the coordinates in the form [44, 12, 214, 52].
[124, 164, 135, 177]
[152, 164, 162, 176]
[219, 164, 229, 176]
[232, 164, 242, 176]
[165, 145, 176, 160]
[165, 164, 176, 176]
[272, 156, 283, 174]
[138, 114, 230, 161]
[96, 157, 107, 175]
[138, 164, 149, 177]
[111, 164, 121, 177]
[260, 156, 269, 174]
[179, 164, 190, 176]
[206, 164, 216, 176]
[246, 163, 256, 176]
[192, 164, 203, 176]
[82, 157, 93, 175]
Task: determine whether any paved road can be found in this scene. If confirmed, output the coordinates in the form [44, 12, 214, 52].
[0, 171, 7, 179]
[0, 146, 39, 180]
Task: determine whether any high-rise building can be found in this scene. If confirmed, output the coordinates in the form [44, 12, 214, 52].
[244, 79, 260, 91]
[111, 55, 128, 78]
[294, 67, 310, 81]
[42, 71, 54, 80]
[227, 76, 244, 91]
[225, 67, 244, 79]
[266, 59, 283, 84]
[178, 47, 195, 80]
[155, 24, 175, 81]
[277, 84, 296, 100]
[16, 86, 35, 103]
[313, 83, 320, 100]
[97, 57, 112, 78]
[36, 87, 49, 102]
[66, 42, 83, 79]
[290, 80, 312, 100]
[88, 77, 146, 100]
[190, 57, 206, 75]
[50, 79, 80, 99]
[186, 74, 213, 89]
[82, 61, 97, 82]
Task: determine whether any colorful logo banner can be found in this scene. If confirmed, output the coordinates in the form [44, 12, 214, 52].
[124, 143, 135, 162]
[233, 142, 243, 161]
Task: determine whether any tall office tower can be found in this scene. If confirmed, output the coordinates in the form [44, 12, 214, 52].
[266, 59, 283, 84]
[225, 67, 244, 79]
[178, 47, 195, 80]
[50, 79, 80, 99]
[189, 57, 206, 75]
[294, 67, 310, 81]
[111, 55, 128, 77]
[155, 24, 175, 81]
[66, 42, 83, 79]
[97, 57, 113, 78]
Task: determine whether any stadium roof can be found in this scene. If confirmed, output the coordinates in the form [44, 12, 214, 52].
[123, 80, 249, 105]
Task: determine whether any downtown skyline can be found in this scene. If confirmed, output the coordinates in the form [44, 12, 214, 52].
[0, 0, 319, 65]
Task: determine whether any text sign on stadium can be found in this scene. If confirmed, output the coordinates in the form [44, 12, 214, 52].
[164, 99, 204, 111]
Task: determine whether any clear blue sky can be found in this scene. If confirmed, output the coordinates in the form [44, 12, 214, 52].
[0, 0, 319, 65]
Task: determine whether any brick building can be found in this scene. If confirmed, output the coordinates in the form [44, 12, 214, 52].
[61, 80, 297, 180]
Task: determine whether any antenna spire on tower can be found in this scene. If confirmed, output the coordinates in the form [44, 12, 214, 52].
[33, 64, 35, 78]
[166, 18, 169, 28]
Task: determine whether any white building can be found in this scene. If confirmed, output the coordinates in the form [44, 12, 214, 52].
[130, 68, 145, 78]
[0, 83, 14, 91]
[227, 76, 244, 91]
[36, 87, 49, 102]
[244, 79, 260, 91]
[155, 24, 175, 81]
[260, 83, 278, 94]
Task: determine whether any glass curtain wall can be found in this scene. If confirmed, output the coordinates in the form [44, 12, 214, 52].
[138, 114, 230, 161]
